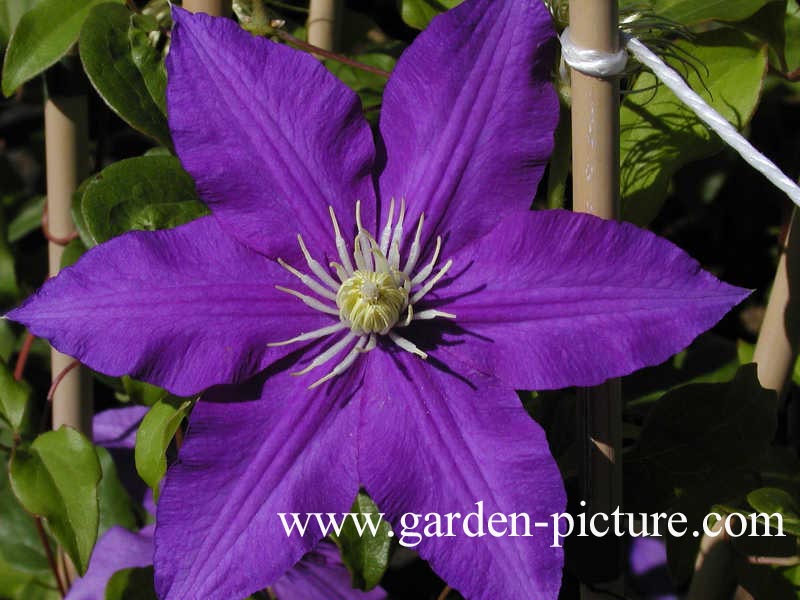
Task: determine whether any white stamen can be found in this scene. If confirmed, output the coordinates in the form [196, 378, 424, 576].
[267, 321, 347, 347]
[389, 332, 428, 359]
[329, 206, 354, 275]
[309, 335, 368, 389]
[414, 309, 456, 321]
[275, 286, 339, 316]
[389, 199, 406, 260]
[379, 198, 396, 255]
[402, 304, 414, 327]
[411, 236, 442, 286]
[330, 262, 349, 283]
[297, 235, 340, 291]
[411, 259, 454, 304]
[293, 331, 358, 375]
[403, 214, 425, 274]
[277, 258, 337, 301]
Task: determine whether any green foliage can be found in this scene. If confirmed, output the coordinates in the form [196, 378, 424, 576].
[620, 0, 780, 25]
[332, 492, 393, 591]
[9, 427, 102, 574]
[97, 447, 138, 536]
[620, 29, 768, 225]
[0, 207, 19, 302]
[747, 487, 800, 535]
[135, 398, 192, 501]
[1, 0, 121, 96]
[0, 0, 39, 49]
[128, 13, 167, 115]
[400, 0, 462, 29]
[80, 3, 170, 146]
[76, 156, 208, 246]
[105, 566, 157, 600]
[0, 357, 29, 431]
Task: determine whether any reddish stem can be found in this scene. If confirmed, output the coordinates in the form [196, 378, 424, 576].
[437, 585, 453, 600]
[14, 332, 35, 381]
[34, 516, 67, 597]
[47, 360, 80, 403]
[274, 30, 391, 78]
[41, 204, 79, 246]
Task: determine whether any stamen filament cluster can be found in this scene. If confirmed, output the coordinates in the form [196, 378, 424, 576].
[269, 199, 455, 388]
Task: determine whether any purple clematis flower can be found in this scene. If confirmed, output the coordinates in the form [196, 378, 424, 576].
[7, 0, 749, 598]
[71, 409, 382, 600]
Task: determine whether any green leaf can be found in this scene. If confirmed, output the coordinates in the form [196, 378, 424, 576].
[79, 3, 170, 146]
[0, 556, 59, 600]
[0, 357, 29, 431]
[546, 104, 571, 209]
[738, 0, 789, 70]
[331, 492, 393, 591]
[621, 0, 779, 25]
[620, 30, 768, 225]
[630, 365, 777, 490]
[400, 0, 462, 29]
[0, 0, 40, 49]
[135, 398, 192, 501]
[128, 13, 166, 115]
[105, 566, 157, 600]
[9, 427, 102, 574]
[7, 195, 44, 243]
[97, 447, 137, 536]
[0, 457, 50, 576]
[79, 156, 208, 245]
[121, 377, 169, 407]
[747, 487, 800, 535]
[0, 207, 20, 302]
[59, 237, 87, 270]
[1, 0, 121, 96]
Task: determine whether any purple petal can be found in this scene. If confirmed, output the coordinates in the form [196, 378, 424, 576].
[273, 541, 387, 600]
[358, 350, 565, 600]
[93, 406, 149, 450]
[433, 210, 750, 390]
[66, 525, 154, 600]
[378, 0, 558, 256]
[167, 8, 377, 259]
[7, 216, 334, 396]
[155, 367, 361, 600]
[628, 537, 678, 600]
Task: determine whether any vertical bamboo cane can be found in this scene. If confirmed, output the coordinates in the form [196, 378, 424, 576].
[45, 64, 92, 437]
[307, 0, 342, 51]
[753, 208, 800, 397]
[568, 1, 623, 595]
[182, 0, 231, 16]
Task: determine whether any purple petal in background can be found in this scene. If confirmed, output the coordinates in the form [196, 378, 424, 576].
[435, 210, 750, 390]
[628, 537, 679, 600]
[358, 350, 565, 600]
[7, 217, 334, 396]
[155, 367, 362, 600]
[168, 7, 377, 260]
[93, 405, 149, 449]
[66, 525, 154, 600]
[273, 541, 387, 600]
[378, 0, 558, 257]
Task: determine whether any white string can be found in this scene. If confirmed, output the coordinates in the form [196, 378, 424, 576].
[560, 27, 800, 208]
[560, 28, 628, 77]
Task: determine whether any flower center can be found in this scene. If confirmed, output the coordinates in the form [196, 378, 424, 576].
[337, 270, 408, 335]
[269, 199, 456, 388]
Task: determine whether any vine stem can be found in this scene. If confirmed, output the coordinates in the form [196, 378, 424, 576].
[34, 517, 67, 597]
[274, 29, 391, 78]
[13, 331, 35, 381]
[436, 585, 453, 600]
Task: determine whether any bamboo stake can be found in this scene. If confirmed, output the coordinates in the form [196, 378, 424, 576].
[568, 1, 623, 595]
[753, 208, 800, 397]
[182, 0, 231, 16]
[307, 0, 342, 51]
[45, 67, 92, 438]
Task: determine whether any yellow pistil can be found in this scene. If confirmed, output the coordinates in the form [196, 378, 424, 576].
[337, 270, 408, 335]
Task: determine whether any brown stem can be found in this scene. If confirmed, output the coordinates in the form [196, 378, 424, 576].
[47, 360, 80, 403]
[769, 65, 800, 82]
[34, 516, 67, 597]
[436, 585, 453, 600]
[274, 30, 391, 78]
[13, 331, 35, 381]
